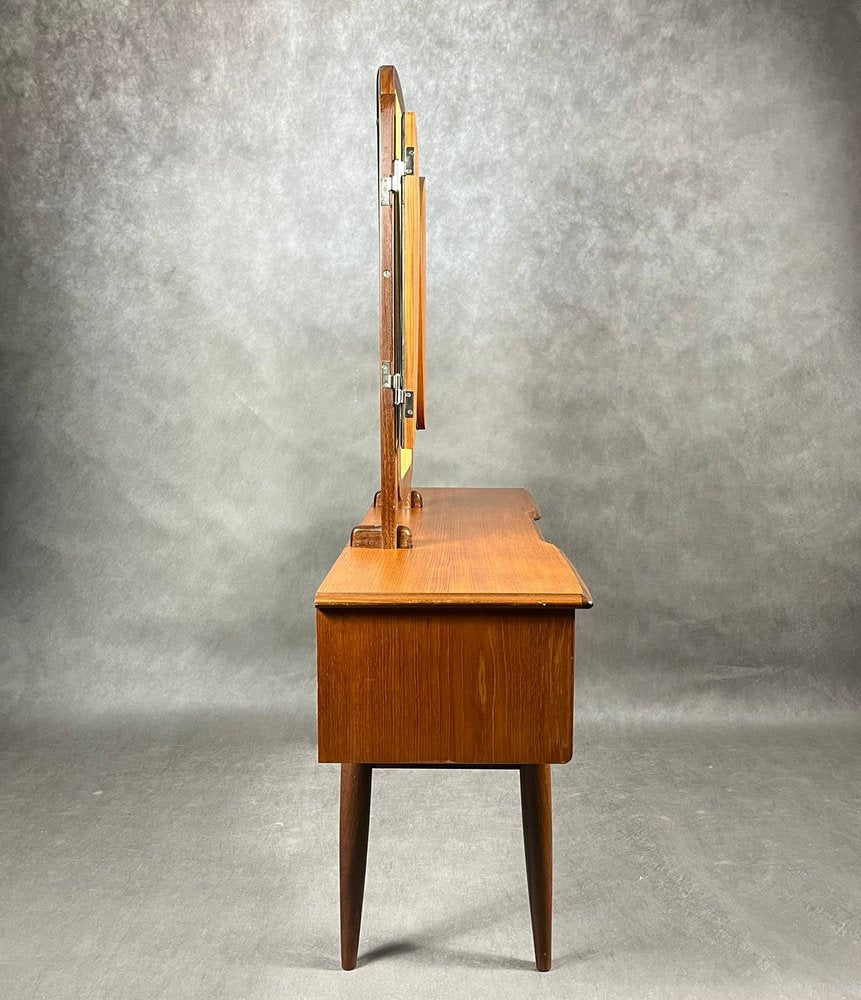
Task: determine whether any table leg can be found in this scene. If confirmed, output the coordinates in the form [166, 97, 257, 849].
[520, 764, 552, 971]
[339, 763, 372, 970]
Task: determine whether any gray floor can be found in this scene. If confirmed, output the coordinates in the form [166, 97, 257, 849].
[2, 708, 859, 999]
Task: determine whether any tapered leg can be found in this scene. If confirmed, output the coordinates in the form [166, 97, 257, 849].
[520, 764, 552, 971]
[340, 764, 372, 970]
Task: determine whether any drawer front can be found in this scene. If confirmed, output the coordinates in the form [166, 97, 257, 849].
[317, 609, 575, 764]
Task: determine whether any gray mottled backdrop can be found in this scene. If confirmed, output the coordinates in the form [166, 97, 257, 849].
[2, 5, 860, 999]
[1, 0, 859, 725]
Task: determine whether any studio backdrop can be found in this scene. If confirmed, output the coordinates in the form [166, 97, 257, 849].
[1, 0, 859, 727]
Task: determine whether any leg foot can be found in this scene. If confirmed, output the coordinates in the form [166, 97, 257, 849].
[340, 764, 372, 970]
[520, 764, 552, 971]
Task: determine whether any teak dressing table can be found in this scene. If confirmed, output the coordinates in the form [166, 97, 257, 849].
[315, 66, 592, 972]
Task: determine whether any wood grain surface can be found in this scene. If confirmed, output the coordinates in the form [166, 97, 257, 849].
[317, 608, 575, 763]
[339, 764, 372, 970]
[376, 81, 399, 547]
[416, 174, 427, 430]
[402, 111, 420, 453]
[319, 487, 592, 608]
[520, 764, 553, 970]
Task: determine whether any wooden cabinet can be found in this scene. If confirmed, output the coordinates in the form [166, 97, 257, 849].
[318, 488, 590, 765]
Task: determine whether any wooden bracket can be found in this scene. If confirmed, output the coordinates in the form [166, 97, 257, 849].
[350, 524, 413, 549]
[374, 489, 423, 510]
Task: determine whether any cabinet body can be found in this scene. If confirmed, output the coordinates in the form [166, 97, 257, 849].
[316, 487, 591, 765]
[317, 608, 575, 763]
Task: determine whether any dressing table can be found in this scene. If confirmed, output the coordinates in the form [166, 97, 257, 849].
[315, 66, 592, 972]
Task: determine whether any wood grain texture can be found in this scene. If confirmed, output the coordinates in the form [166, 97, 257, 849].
[402, 112, 420, 452]
[317, 608, 575, 763]
[349, 523, 412, 549]
[320, 487, 592, 609]
[339, 764, 372, 970]
[377, 64, 403, 109]
[392, 80, 413, 506]
[377, 65, 416, 531]
[520, 764, 553, 971]
[376, 84, 398, 548]
[416, 175, 427, 430]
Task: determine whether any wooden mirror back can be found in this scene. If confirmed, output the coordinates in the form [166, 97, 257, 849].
[351, 66, 426, 550]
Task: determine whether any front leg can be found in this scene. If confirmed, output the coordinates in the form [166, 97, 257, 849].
[520, 764, 552, 971]
[340, 764, 373, 970]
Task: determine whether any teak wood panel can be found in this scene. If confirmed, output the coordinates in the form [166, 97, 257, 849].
[403, 111, 420, 453]
[377, 80, 399, 547]
[416, 175, 427, 430]
[377, 64, 403, 109]
[318, 487, 592, 608]
[317, 609, 575, 763]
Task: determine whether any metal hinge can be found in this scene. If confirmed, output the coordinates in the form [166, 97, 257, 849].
[381, 362, 413, 415]
[380, 361, 401, 403]
[380, 158, 407, 206]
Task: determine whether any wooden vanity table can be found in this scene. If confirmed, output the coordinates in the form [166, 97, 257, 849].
[316, 67, 592, 972]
